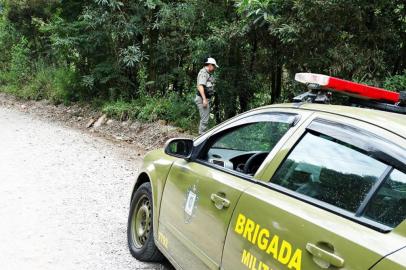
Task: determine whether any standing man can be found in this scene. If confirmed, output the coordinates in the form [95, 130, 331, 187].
[195, 57, 219, 135]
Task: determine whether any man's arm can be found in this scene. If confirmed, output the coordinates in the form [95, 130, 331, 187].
[197, 85, 208, 108]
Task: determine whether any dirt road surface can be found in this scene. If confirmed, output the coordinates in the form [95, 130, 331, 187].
[0, 106, 172, 270]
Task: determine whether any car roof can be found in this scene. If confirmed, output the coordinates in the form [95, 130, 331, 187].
[259, 103, 406, 138]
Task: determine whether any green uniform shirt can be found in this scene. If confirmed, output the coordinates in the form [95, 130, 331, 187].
[196, 67, 215, 98]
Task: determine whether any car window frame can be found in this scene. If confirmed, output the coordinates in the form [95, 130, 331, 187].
[265, 117, 406, 232]
[361, 168, 406, 228]
[190, 112, 300, 180]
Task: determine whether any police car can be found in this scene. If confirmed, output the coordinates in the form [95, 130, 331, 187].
[127, 73, 406, 270]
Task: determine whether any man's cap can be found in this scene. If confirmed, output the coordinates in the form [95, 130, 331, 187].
[205, 57, 219, 68]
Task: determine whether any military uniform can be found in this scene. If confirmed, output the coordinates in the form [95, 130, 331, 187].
[195, 67, 215, 134]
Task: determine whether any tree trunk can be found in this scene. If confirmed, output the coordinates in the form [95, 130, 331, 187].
[239, 34, 258, 111]
[271, 64, 282, 103]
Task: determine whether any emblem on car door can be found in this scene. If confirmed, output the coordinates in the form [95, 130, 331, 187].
[184, 184, 199, 224]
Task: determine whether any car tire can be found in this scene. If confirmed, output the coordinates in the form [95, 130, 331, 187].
[127, 182, 164, 262]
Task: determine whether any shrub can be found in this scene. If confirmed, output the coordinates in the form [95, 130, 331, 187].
[0, 36, 31, 91]
[51, 67, 79, 104]
[102, 92, 199, 132]
[384, 72, 406, 92]
[0, 59, 79, 104]
[102, 100, 141, 120]
[9, 37, 31, 86]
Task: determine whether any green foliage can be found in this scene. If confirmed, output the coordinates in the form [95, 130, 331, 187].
[0, 0, 405, 133]
[102, 92, 198, 131]
[0, 63, 78, 104]
[51, 66, 79, 104]
[237, 0, 406, 100]
[384, 72, 406, 92]
[9, 37, 31, 85]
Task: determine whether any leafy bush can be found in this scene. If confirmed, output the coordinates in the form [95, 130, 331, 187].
[8, 37, 31, 85]
[102, 92, 199, 132]
[102, 100, 140, 120]
[0, 60, 78, 104]
[20, 65, 53, 100]
[51, 67, 79, 104]
[384, 72, 406, 92]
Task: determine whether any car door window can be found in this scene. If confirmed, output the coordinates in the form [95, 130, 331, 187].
[364, 169, 406, 228]
[271, 131, 388, 213]
[201, 121, 292, 175]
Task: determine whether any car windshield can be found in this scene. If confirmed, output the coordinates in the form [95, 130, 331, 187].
[203, 119, 294, 175]
[212, 121, 291, 152]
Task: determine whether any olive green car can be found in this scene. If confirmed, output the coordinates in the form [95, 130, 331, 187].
[127, 103, 406, 270]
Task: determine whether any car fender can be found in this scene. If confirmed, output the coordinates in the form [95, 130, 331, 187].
[130, 148, 179, 240]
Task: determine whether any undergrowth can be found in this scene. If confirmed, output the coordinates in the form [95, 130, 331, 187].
[101, 93, 199, 132]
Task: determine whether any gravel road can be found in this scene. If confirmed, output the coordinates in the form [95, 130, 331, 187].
[0, 106, 172, 270]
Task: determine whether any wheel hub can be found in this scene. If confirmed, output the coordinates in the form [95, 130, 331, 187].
[131, 195, 152, 248]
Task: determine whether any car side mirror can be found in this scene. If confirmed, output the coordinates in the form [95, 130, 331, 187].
[164, 138, 194, 159]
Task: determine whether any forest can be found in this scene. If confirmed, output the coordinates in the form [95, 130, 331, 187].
[0, 0, 405, 131]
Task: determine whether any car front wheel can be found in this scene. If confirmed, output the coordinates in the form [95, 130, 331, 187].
[127, 182, 164, 262]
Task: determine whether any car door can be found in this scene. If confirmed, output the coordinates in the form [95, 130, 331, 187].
[158, 112, 301, 270]
[370, 246, 406, 270]
[222, 114, 406, 270]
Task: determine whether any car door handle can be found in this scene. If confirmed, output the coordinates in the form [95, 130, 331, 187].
[306, 243, 345, 268]
[210, 193, 230, 210]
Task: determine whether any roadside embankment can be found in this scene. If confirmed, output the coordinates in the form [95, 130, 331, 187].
[0, 93, 193, 154]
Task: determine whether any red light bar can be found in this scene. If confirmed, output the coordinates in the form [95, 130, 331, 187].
[295, 73, 400, 104]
